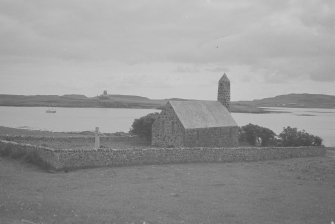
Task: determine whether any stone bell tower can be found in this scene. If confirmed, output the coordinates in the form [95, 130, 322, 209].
[218, 73, 230, 112]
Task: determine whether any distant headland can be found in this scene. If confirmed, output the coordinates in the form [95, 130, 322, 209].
[0, 93, 334, 113]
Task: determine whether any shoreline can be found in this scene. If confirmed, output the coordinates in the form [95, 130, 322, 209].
[0, 104, 285, 114]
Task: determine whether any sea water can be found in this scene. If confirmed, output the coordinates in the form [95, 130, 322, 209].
[0, 106, 334, 147]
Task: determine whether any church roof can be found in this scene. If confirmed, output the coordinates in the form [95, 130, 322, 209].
[168, 100, 237, 129]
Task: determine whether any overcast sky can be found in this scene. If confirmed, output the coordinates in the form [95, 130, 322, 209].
[0, 0, 334, 100]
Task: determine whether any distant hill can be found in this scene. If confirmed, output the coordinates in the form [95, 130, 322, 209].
[96, 94, 150, 101]
[236, 94, 335, 109]
[62, 94, 88, 99]
[0, 94, 162, 109]
[0, 93, 334, 112]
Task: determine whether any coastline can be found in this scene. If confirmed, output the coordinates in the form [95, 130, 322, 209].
[2, 92, 334, 113]
[0, 104, 269, 114]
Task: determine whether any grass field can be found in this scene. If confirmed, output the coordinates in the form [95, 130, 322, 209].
[1, 126, 335, 223]
[1, 152, 335, 224]
[0, 126, 150, 150]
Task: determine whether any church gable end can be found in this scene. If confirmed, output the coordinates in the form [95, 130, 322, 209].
[152, 102, 185, 147]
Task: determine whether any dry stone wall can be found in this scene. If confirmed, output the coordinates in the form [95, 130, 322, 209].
[0, 140, 328, 171]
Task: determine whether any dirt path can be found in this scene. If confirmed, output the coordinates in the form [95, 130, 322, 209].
[1, 155, 335, 224]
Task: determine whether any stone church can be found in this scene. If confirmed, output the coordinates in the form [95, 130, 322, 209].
[152, 74, 238, 147]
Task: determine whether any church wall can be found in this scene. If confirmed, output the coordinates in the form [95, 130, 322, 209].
[152, 103, 184, 147]
[184, 126, 238, 147]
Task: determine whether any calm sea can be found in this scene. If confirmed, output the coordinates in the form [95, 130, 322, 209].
[0, 106, 334, 147]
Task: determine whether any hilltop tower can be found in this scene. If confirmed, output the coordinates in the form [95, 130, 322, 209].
[218, 73, 230, 111]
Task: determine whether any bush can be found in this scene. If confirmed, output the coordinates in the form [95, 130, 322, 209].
[0, 144, 12, 157]
[129, 112, 160, 141]
[239, 123, 276, 146]
[278, 126, 323, 147]
[24, 151, 53, 170]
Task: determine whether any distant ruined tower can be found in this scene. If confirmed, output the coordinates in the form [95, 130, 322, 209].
[218, 73, 231, 112]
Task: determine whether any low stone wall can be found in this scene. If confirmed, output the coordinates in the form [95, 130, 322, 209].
[0, 140, 63, 169]
[0, 135, 148, 150]
[0, 140, 328, 171]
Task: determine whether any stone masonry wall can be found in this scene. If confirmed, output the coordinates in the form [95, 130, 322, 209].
[152, 103, 184, 147]
[0, 140, 328, 171]
[184, 126, 239, 147]
[218, 78, 230, 111]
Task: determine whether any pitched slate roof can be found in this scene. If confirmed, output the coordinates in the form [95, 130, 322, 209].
[168, 100, 237, 129]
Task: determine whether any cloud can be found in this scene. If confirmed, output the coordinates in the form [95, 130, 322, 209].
[0, 0, 295, 62]
[205, 66, 230, 73]
[174, 65, 200, 73]
[309, 59, 335, 82]
[0, 0, 334, 100]
[297, 0, 335, 33]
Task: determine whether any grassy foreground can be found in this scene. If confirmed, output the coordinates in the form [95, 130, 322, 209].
[1, 153, 335, 224]
[1, 126, 335, 223]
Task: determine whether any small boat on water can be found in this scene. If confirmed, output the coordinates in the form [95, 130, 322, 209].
[46, 107, 56, 113]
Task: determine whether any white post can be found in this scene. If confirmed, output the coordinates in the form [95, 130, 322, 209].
[95, 127, 100, 150]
